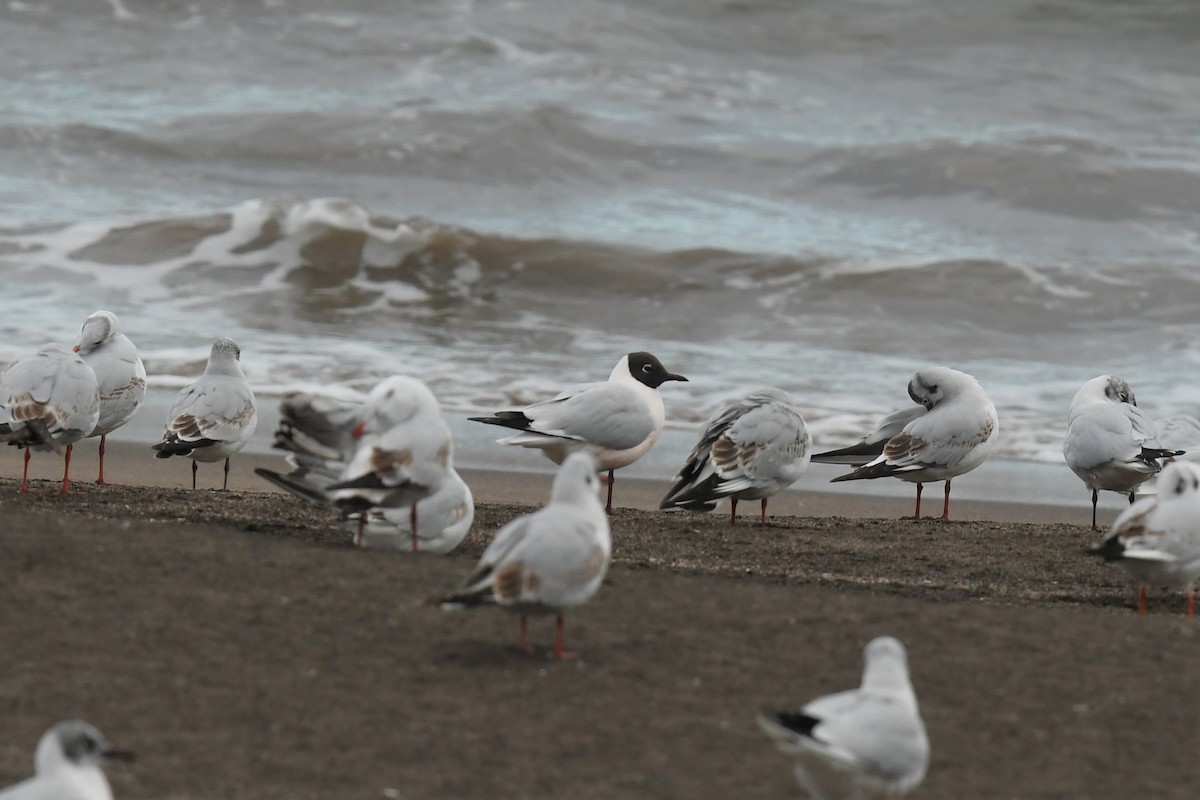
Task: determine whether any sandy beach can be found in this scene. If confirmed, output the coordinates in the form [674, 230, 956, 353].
[1, 444, 1194, 800]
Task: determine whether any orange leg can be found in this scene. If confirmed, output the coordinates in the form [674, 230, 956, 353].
[1187, 588, 1195, 619]
[941, 480, 952, 521]
[97, 434, 107, 485]
[913, 482, 924, 518]
[19, 448, 30, 493]
[60, 444, 73, 494]
[550, 613, 580, 660]
[1138, 585, 1147, 616]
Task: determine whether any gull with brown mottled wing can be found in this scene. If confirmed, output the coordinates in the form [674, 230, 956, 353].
[151, 337, 257, 490]
[72, 310, 146, 485]
[438, 451, 610, 659]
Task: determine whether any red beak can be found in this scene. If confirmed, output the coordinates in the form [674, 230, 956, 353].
[72, 345, 80, 353]
[351, 421, 366, 439]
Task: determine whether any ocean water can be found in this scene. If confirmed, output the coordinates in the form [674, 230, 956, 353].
[3, 0, 1200, 496]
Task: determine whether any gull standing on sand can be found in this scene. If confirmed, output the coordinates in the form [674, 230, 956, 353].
[659, 388, 811, 525]
[438, 451, 610, 659]
[815, 367, 998, 520]
[255, 380, 467, 552]
[72, 310, 146, 485]
[0, 720, 134, 800]
[1064, 375, 1183, 529]
[0, 345, 100, 494]
[151, 337, 256, 490]
[758, 636, 930, 800]
[1089, 460, 1200, 617]
[469, 351, 688, 514]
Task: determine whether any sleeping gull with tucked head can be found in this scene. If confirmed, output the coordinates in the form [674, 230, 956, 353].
[815, 367, 998, 520]
[72, 310, 147, 485]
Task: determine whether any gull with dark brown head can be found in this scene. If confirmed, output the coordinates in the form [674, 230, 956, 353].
[0, 720, 134, 800]
[660, 388, 811, 525]
[151, 337, 257, 490]
[758, 637, 930, 800]
[438, 451, 610, 659]
[1065, 375, 1183, 529]
[72, 310, 146, 485]
[469, 351, 688, 514]
[821, 367, 999, 520]
[0, 345, 100, 494]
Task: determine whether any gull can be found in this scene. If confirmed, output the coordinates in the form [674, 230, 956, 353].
[0, 345, 100, 494]
[1064, 375, 1183, 529]
[359, 468, 475, 554]
[72, 310, 147, 485]
[1153, 414, 1200, 463]
[757, 636, 930, 800]
[319, 376, 454, 550]
[469, 351, 688, 514]
[254, 385, 472, 553]
[0, 720, 134, 800]
[438, 451, 610, 659]
[1089, 460, 1200, 617]
[659, 388, 811, 525]
[817, 367, 999, 520]
[151, 338, 257, 490]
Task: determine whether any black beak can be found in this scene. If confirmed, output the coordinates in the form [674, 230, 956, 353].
[665, 373, 688, 383]
[103, 748, 137, 763]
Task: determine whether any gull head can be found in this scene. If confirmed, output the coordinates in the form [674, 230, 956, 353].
[36, 720, 134, 774]
[861, 636, 914, 694]
[907, 367, 974, 410]
[73, 310, 122, 355]
[551, 450, 603, 504]
[625, 352, 688, 389]
[1160, 461, 1200, 501]
[355, 376, 441, 437]
[209, 337, 242, 362]
[1102, 375, 1136, 406]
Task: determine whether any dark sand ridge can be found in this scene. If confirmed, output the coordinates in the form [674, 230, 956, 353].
[1, 445, 1194, 799]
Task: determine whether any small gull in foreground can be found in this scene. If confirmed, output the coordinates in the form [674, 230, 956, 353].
[1090, 460, 1200, 617]
[255, 382, 470, 553]
[437, 451, 610, 659]
[0, 720, 134, 800]
[0, 345, 100, 494]
[72, 310, 146, 485]
[816, 367, 998, 520]
[469, 351, 687, 514]
[758, 636, 930, 800]
[660, 388, 811, 525]
[151, 337, 257, 489]
[1064, 375, 1182, 529]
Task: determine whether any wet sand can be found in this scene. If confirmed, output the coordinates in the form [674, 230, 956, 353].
[0, 447, 1193, 799]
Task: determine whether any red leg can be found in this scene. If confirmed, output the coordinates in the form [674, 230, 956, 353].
[410, 503, 419, 554]
[550, 613, 579, 660]
[760, 498, 768, 526]
[97, 434, 106, 484]
[19, 448, 30, 493]
[941, 480, 952, 521]
[517, 616, 534, 654]
[913, 483, 923, 518]
[729, 497, 738, 526]
[60, 444, 73, 494]
[605, 469, 614, 516]
[354, 513, 365, 549]
[1138, 585, 1147, 617]
[1187, 588, 1195, 619]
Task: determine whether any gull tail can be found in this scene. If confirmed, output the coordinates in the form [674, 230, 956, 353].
[254, 468, 330, 504]
[467, 411, 534, 432]
[812, 441, 887, 466]
[829, 461, 901, 482]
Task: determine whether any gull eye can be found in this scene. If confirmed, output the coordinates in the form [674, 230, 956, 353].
[1176, 478, 1187, 495]
[641, 363, 653, 373]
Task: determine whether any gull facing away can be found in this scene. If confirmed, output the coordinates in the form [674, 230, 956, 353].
[817, 367, 998, 520]
[468, 351, 688, 514]
[438, 451, 611, 659]
[659, 388, 812, 525]
[151, 338, 257, 490]
[0, 720, 134, 800]
[72, 310, 147, 485]
[0, 345, 100, 494]
[1089, 461, 1200, 617]
[758, 637, 930, 800]
[1064, 375, 1183, 530]
[255, 382, 469, 553]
